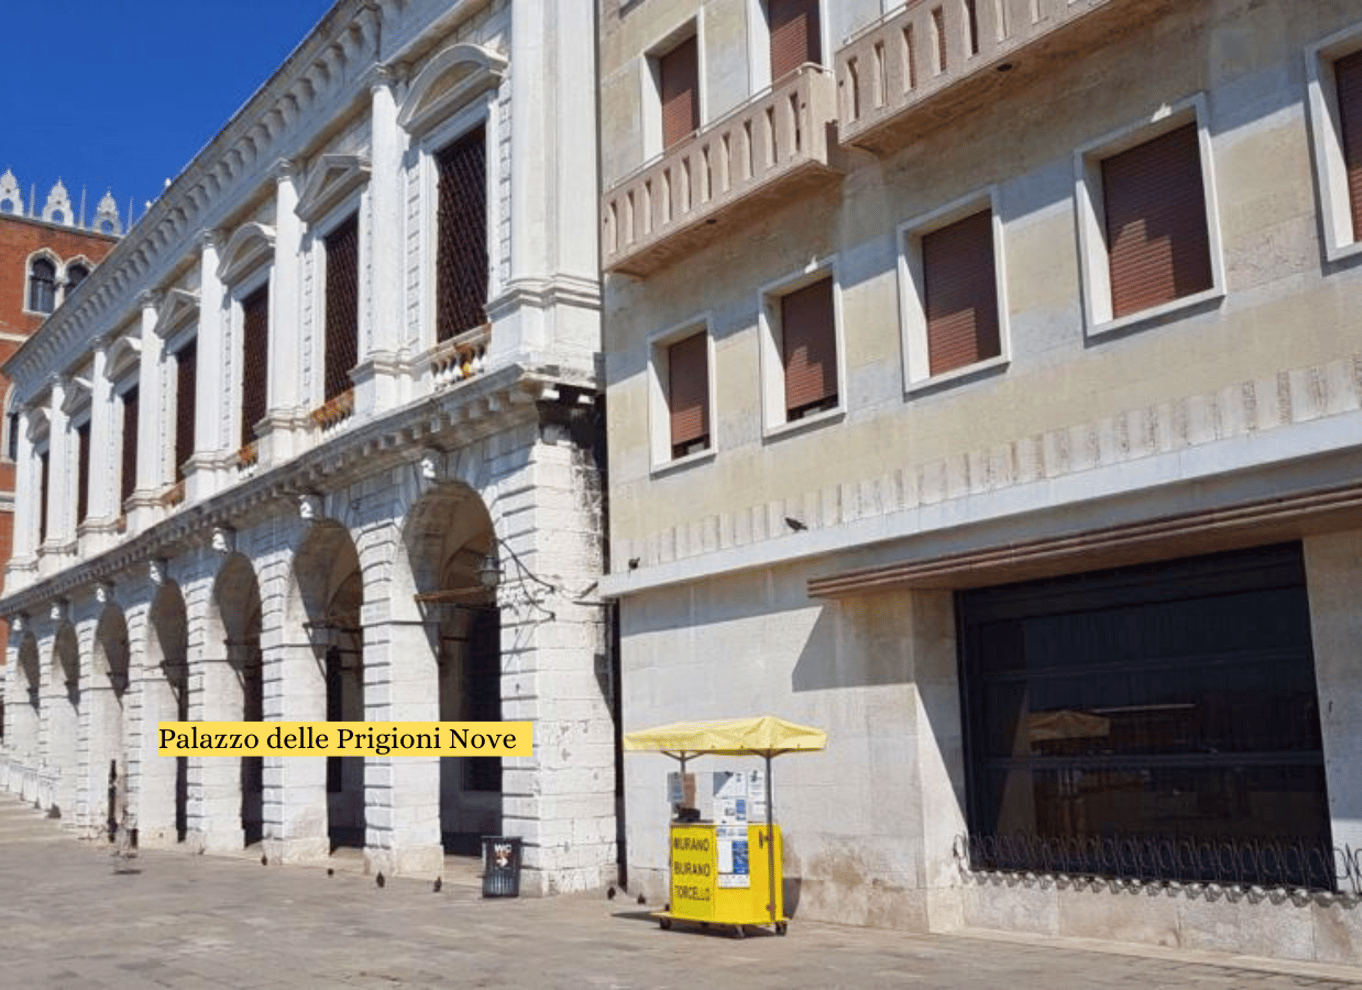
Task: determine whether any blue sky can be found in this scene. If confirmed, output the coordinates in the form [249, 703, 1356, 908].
[1, 0, 335, 230]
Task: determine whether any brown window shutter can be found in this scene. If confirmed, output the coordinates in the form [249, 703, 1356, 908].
[435, 127, 488, 342]
[781, 276, 838, 419]
[1102, 122, 1213, 320]
[37, 449, 49, 545]
[923, 209, 1001, 377]
[174, 339, 197, 482]
[770, 0, 822, 82]
[668, 332, 709, 456]
[120, 385, 139, 506]
[1336, 50, 1362, 242]
[241, 285, 270, 448]
[324, 214, 360, 401]
[76, 421, 90, 525]
[660, 36, 700, 149]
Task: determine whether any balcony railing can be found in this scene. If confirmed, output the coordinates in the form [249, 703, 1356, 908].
[837, 0, 1143, 153]
[431, 323, 490, 391]
[602, 64, 842, 277]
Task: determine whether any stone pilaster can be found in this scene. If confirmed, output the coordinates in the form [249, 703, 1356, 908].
[186, 230, 231, 501]
[128, 292, 165, 532]
[258, 162, 309, 466]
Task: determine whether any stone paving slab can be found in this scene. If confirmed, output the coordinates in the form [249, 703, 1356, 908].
[1, 795, 1360, 990]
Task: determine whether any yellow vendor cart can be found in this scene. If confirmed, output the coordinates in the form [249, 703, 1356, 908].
[623, 715, 827, 937]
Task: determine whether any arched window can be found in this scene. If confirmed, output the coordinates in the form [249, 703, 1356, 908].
[65, 263, 89, 293]
[27, 258, 56, 313]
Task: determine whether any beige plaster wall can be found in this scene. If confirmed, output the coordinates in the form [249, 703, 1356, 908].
[601, 0, 1362, 568]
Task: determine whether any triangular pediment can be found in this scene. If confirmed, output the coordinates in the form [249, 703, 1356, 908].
[155, 287, 200, 339]
[398, 43, 508, 136]
[296, 154, 371, 224]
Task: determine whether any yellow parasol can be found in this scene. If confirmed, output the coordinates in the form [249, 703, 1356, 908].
[624, 715, 827, 929]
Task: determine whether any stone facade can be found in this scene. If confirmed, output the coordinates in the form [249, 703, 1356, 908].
[599, 0, 1362, 965]
[0, 0, 616, 897]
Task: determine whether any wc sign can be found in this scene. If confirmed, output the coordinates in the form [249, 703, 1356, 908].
[491, 842, 515, 869]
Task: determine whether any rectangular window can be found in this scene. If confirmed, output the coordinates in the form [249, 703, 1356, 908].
[1336, 49, 1362, 241]
[769, 0, 821, 82]
[922, 209, 1001, 377]
[435, 127, 488, 342]
[37, 449, 49, 545]
[1101, 123, 1213, 320]
[958, 543, 1333, 890]
[668, 332, 710, 459]
[240, 285, 269, 449]
[75, 420, 90, 526]
[324, 214, 360, 402]
[660, 36, 700, 150]
[780, 276, 838, 421]
[174, 339, 197, 483]
[120, 385, 139, 506]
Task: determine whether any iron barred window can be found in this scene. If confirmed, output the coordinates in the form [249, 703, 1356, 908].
[75, 420, 90, 525]
[174, 340, 197, 482]
[323, 215, 359, 402]
[958, 543, 1333, 889]
[120, 386, 139, 506]
[435, 127, 488, 342]
[240, 285, 270, 448]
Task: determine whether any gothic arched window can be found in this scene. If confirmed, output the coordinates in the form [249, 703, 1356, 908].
[27, 258, 56, 313]
[66, 263, 89, 293]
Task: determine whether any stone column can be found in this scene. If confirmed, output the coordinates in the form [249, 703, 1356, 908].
[186, 231, 230, 501]
[127, 292, 164, 532]
[79, 341, 119, 556]
[258, 548, 329, 865]
[128, 574, 182, 849]
[494, 431, 615, 895]
[1304, 531, 1362, 857]
[356, 518, 443, 878]
[121, 596, 152, 839]
[42, 377, 72, 557]
[73, 599, 102, 836]
[352, 68, 407, 420]
[259, 162, 308, 467]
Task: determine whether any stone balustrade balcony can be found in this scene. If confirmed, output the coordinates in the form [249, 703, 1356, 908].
[836, 0, 1162, 154]
[601, 64, 842, 277]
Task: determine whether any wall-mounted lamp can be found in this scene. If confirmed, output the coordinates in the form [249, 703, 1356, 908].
[477, 549, 502, 591]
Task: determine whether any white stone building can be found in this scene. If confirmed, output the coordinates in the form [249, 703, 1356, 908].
[599, 0, 1362, 964]
[0, 0, 617, 895]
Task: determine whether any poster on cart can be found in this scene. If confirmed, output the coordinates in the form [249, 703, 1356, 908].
[713, 772, 751, 888]
[716, 824, 750, 888]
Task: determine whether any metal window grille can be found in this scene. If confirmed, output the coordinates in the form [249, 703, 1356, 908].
[240, 285, 270, 448]
[37, 449, 49, 544]
[923, 209, 1000, 376]
[435, 128, 488, 343]
[324, 215, 360, 402]
[174, 339, 197, 482]
[76, 421, 90, 525]
[28, 259, 56, 313]
[120, 386, 139, 506]
[781, 276, 838, 420]
[464, 607, 503, 793]
[1102, 123, 1213, 319]
[1336, 49, 1362, 241]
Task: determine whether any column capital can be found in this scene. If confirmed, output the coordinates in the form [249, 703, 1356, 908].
[273, 158, 301, 185]
[198, 227, 222, 252]
[137, 288, 163, 312]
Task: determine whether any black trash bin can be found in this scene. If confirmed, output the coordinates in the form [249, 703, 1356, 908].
[481, 836, 523, 897]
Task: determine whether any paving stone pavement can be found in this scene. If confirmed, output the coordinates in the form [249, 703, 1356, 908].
[2, 795, 1360, 990]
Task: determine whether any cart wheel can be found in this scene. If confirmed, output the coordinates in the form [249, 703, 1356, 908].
[775, 922, 788, 936]
[659, 917, 672, 930]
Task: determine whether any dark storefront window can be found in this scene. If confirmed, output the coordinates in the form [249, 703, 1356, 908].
[958, 543, 1333, 889]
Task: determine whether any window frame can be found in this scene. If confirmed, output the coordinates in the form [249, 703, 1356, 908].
[898, 185, 1010, 394]
[648, 315, 718, 475]
[1073, 93, 1225, 340]
[1306, 22, 1362, 264]
[641, 15, 707, 163]
[416, 100, 500, 355]
[757, 258, 846, 440]
[232, 268, 272, 452]
[24, 252, 59, 316]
